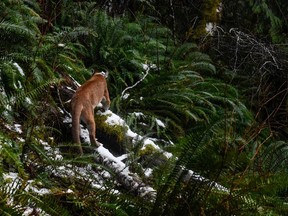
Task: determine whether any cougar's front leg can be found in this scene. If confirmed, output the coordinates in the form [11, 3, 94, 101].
[87, 119, 100, 147]
[83, 107, 100, 148]
[103, 87, 111, 111]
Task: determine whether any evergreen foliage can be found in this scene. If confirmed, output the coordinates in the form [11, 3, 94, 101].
[151, 116, 288, 215]
[222, 0, 288, 43]
[0, 0, 287, 215]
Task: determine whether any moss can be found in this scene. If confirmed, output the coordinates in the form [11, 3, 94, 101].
[95, 113, 128, 154]
[189, 0, 222, 40]
[95, 113, 127, 143]
[202, 0, 221, 22]
[138, 144, 169, 169]
[139, 144, 158, 157]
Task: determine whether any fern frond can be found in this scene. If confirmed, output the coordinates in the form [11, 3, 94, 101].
[14, 78, 62, 105]
[173, 43, 198, 59]
[0, 178, 23, 216]
[187, 51, 212, 62]
[190, 62, 216, 75]
[257, 140, 288, 172]
[0, 133, 25, 177]
[0, 21, 36, 42]
[0, 61, 24, 95]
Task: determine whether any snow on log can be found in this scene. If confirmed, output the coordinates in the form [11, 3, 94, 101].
[95, 145, 156, 199]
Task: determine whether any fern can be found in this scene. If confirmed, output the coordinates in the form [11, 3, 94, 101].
[0, 133, 26, 176]
[0, 173, 71, 216]
[0, 61, 24, 96]
[150, 112, 288, 215]
[0, 20, 35, 36]
[0, 178, 24, 216]
[0, 0, 40, 57]
[255, 140, 288, 172]
[121, 67, 252, 141]
[249, 0, 284, 42]
[173, 42, 198, 59]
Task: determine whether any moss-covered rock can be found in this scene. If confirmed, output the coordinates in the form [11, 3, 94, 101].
[95, 112, 128, 156]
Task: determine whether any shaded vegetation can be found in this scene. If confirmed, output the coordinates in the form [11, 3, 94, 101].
[0, 0, 288, 215]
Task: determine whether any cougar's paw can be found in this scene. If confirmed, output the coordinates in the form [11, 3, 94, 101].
[96, 140, 102, 147]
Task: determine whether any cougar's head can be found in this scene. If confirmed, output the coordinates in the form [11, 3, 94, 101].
[92, 70, 108, 78]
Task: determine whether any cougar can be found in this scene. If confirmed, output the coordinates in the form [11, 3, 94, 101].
[71, 71, 110, 154]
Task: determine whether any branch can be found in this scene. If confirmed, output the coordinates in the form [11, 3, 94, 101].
[121, 64, 152, 99]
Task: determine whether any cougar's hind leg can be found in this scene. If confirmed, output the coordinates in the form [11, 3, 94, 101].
[78, 142, 84, 155]
[82, 107, 100, 148]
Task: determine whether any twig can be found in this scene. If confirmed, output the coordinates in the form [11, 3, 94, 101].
[121, 64, 151, 99]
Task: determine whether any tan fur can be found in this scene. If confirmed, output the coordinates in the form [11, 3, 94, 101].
[71, 72, 110, 155]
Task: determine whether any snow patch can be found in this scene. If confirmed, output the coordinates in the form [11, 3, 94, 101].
[3, 172, 51, 197]
[162, 151, 173, 159]
[142, 138, 160, 150]
[144, 168, 153, 177]
[206, 22, 216, 34]
[142, 63, 157, 71]
[104, 110, 126, 126]
[97, 146, 129, 173]
[122, 93, 130, 99]
[5, 123, 23, 134]
[133, 112, 144, 117]
[126, 128, 138, 138]
[80, 125, 91, 143]
[117, 153, 128, 161]
[181, 169, 228, 192]
[39, 139, 63, 161]
[155, 118, 165, 128]
[100, 110, 172, 159]
[25, 97, 32, 104]
[13, 62, 24, 76]
[63, 116, 72, 123]
[66, 189, 74, 193]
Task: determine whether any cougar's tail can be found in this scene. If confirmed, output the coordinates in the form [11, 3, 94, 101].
[71, 103, 82, 144]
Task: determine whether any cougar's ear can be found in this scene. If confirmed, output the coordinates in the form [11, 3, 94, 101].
[91, 69, 96, 75]
[101, 71, 109, 78]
